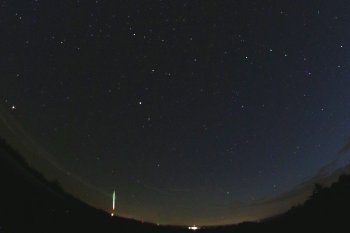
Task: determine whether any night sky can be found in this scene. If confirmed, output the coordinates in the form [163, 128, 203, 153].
[1, 0, 350, 226]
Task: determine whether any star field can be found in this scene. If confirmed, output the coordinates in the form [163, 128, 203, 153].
[1, 0, 350, 226]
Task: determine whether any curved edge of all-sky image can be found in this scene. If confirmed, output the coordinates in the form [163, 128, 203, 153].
[1, 102, 350, 227]
[0, 104, 112, 208]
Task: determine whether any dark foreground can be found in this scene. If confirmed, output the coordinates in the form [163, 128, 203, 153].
[1, 138, 350, 233]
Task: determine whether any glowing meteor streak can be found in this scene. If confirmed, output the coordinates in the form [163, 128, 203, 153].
[113, 190, 116, 210]
[111, 190, 116, 216]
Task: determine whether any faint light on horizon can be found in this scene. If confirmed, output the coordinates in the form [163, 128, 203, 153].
[188, 226, 200, 231]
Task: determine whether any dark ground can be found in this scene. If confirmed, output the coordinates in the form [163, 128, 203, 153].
[1, 138, 350, 233]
